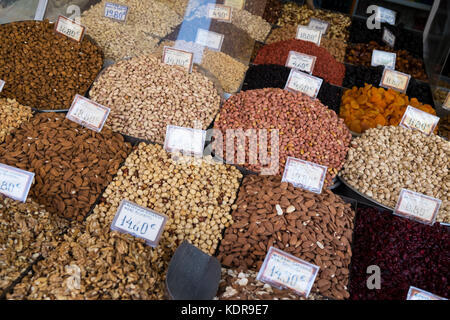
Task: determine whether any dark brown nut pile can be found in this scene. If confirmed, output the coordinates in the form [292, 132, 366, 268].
[0, 197, 68, 293]
[439, 115, 450, 140]
[213, 88, 351, 185]
[0, 113, 131, 221]
[262, 0, 283, 24]
[89, 55, 222, 144]
[216, 268, 327, 300]
[7, 143, 242, 300]
[0, 20, 103, 110]
[0, 98, 33, 143]
[217, 175, 355, 300]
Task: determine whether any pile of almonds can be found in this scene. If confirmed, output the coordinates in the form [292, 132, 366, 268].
[217, 175, 355, 300]
[0, 113, 131, 221]
[0, 98, 33, 143]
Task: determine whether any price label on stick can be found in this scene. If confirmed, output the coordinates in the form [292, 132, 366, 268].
[257, 247, 319, 298]
[0, 80, 4, 93]
[380, 69, 410, 93]
[285, 51, 316, 74]
[0, 163, 34, 202]
[282, 157, 327, 194]
[207, 4, 232, 22]
[164, 125, 206, 156]
[407, 287, 447, 300]
[295, 26, 322, 45]
[394, 189, 441, 225]
[67, 95, 110, 132]
[399, 105, 440, 136]
[375, 6, 396, 25]
[371, 50, 396, 69]
[308, 18, 329, 35]
[54, 15, 86, 42]
[195, 28, 224, 51]
[111, 200, 168, 247]
[162, 47, 194, 72]
[285, 69, 323, 98]
[104, 2, 129, 22]
[382, 28, 396, 48]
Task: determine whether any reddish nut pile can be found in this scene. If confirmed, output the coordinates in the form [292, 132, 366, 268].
[254, 39, 345, 86]
[0, 20, 103, 110]
[213, 88, 351, 185]
[0, 113, 131, 221]
[217, 175, 355, 300]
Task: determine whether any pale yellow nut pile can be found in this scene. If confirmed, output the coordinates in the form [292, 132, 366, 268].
[0, 197, 68, 294]
[89, 54, 222, 144]
[341, 126, 450, 223]
[158, 0, 190, 16]
[7, 144, 242, 300]
[231, 8, 272, 42]
[0, 98, 33, 143]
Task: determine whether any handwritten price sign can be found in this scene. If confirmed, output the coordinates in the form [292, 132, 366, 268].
[0, 163, 34, 202]
[282, 157, 327, 194]
[394, 189, 441, 225]
[66, 95, 110, 132]
[407, 287, 447, 300]
[54, 15, 85, 42]
[104, 2, 129, 22]
[399, 105, 440, 136]
[285, 69, 323, 98]
[162, 47, 194, 72]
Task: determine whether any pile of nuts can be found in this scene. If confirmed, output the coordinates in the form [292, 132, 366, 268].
[214, 88, 351, 185]
[0, 197, 68, 293]
[340, 126, 449, 223]
[89, 55, 222, 144]
[231, 8, 272, 42]
[0, 20, 103, 110]
[217, 175, 355, 300]
[216, 268, 327, 300]
[277, 3, 351, 41]
[254, 39, 346, 86]
[7, 143, 242, 299]
[0, 98, 33, 143]
[262, 0, 284, 24]
[438, 115, 450, 140]
[0, 113, 131, 221]
[434, 88, 449, 105]
[158, 0, 189, 16]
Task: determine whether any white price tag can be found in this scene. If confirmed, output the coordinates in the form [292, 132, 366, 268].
[67, 94, 110, 132]
[295, 26, 322, 45]
[407, 287, 447, 300]
[195, 28, 224, 51]
[257, 247, 319, 298]
[285, 69, 323, 98]
[104, 2, 129, 22]
[207, 4, 232, 22]
[111, 200, 168, 247]
[54, 15, 85, 42]
[282, 157, 327, 194]
[308, 18, 329, 35]
[164, 125, 206, 156]
[162, 47, 194, 73]
[285, 51, 316, 74]
[382, 28, 396, 48]
[0, 163, 34, 202]
[380, 68, 411, 93]
[394, 189, 441, 225]
[443, 92, 450, 110]
[224, 0, 245, 10]
[376, 6, 396, 25]
[0, 80, 5, 93]
[371, 50, 396, 69]
[399, 105, 440, 136]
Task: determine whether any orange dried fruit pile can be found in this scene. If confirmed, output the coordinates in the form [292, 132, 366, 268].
[340, 84, 437, 134]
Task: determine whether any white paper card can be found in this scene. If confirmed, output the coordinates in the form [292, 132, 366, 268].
[111, 200, 168, 247]
[371, 50, 396, 69]
[164, 125, 206, 156]
[0, 80, 4, 93]
[67, 94, 110, 132]
[394, 189, 441, 225]
[282, 157, 327, 194]
[0, 163, 34, 202]
[380, 68, 411, 94]
[285, 51, 316, 74]
[407, 287, 447, 300]
[104, 2, 129, 22]
[54, 15, 85, 42]
[162, 47, 194, 72]
[195, 28, 224, 51]
[295, 26, 322, 45]
[257, 247, 319, 298]
[376, 6, 396, 25]
[207, 4, 232, 22]
[399, 105, 440, 136]
[308, 18, 329, 35]
[285, 69, 323, 98]
[382, 28, 396, 48]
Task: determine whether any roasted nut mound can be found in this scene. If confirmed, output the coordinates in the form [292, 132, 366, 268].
[217, 175, 355, 300]
[0, 197, 68, 293]
[277, 3, 351, 41]
[262, 0, 284, 24]
[340, 126, 449, 223]
[0, 20, 103, 110]
[214, 88, 351, 185]
[216, 268, 327, 300]
[158, 0, 190, 16]
[0, 113, 132, 221]
[7, 143, 242, 300]
[254, 39, 346, 86]
[89, 55, 222, 143]
[0, 98, 33, 143]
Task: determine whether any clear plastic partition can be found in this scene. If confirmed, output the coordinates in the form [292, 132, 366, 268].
[0, 0, 41, 23]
